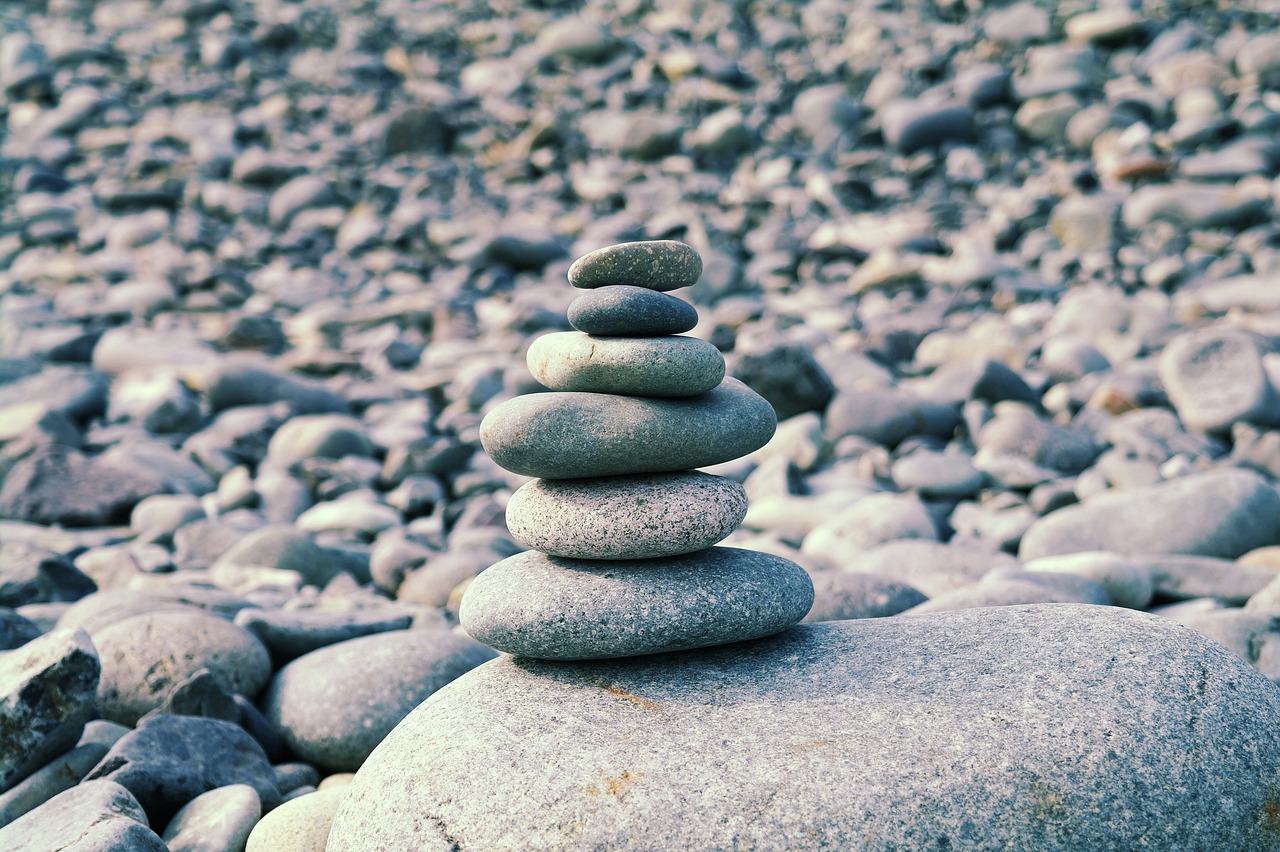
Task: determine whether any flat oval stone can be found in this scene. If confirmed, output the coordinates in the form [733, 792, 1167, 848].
[527, 332, 725, 398]
[567, 286, 698, 336]
[1019, 469, 1280, 561]
[505, 472, 747, 559]
[480, 378, 776, 479]
[459, 547, 814, 660]
[94, 610, 271, 726]
[568, 240, 702, 291]
[331, 606, 1280, 851]
[261, 629, 496, 771]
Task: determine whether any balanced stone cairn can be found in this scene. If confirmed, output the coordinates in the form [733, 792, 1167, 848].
[460, 240, 814, 660]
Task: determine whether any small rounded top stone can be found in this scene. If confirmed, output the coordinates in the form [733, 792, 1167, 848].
[568, 241, 703, 292]
[568, 286, 698, 336]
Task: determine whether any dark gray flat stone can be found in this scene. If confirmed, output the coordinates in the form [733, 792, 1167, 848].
[567, 286, 698, 336]
[480, 378, 776, 478]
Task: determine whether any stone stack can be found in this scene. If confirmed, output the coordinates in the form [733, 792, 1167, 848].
[460, 240, 814, 660]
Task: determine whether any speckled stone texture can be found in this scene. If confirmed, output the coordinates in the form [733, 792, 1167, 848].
[567, 286, 698, 336]
[0, 779, 165, 852]
[504, 472, 748, 559]
[459, 547, 813, 660]
[480, 378, 776, 479]
[526, 332, 725, 398]
[329, 605, 1280, 851]
[0, 627, 99, 794]
[568, 240, 703, 291]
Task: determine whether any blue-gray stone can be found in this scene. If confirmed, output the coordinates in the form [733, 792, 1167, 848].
[0, 779, 165, 852]
[480, 378, 776, 478]
[84, 714, 280, 826]
[1020, 469, 1280, 560]
[567, 286, 698, 336]
[459, 547, 813, 660]
[527, 332, 725, 398]
[262, 629, 496, 771]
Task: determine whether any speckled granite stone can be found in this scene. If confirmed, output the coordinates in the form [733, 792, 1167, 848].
[330, 605, 1280, 851]
[504, 472, 747, 559]
[459, 547, 813, 660]
[480, 378, 776, 479]
[527, 332, 725, 398]
[568, 240, 702, 291]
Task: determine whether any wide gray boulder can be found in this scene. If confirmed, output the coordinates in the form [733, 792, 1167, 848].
[328, 605, 1280, 851]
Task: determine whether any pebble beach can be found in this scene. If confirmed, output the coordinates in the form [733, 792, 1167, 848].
[4, 0, 1280, 848]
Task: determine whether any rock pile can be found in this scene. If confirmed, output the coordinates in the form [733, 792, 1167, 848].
[461, 241, 813, 660]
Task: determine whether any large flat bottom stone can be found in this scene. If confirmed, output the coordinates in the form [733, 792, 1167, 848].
[328, 605, 1280, 851]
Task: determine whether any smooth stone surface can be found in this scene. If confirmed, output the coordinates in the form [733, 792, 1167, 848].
[94, 610, 271, 726]
[233, 607, 414, 664]
[901, 569, 1112, 614]
[1160, 329, 1280, 434]
[480, 378, 777, 479]
[527, 332, 725, 398]
[568, 240, 702, 292]
[802, 572, 928, 622]
[1019, 469, 1280, 561]
[567, 286, 698, 336]
[505, 472, 748, 560]
[801, 493, 938, 562]
[331, 606, 1280, 851]
[0, 627, 99, 794]
[263, 629, 496, 771]
[824, 388, 961, 448]
[1130, 553, 1279, 605]
[840, 540, 1021, 597]
[84, 714, 280, 825]
[459, 547, 814, 660]
[264, 414, 373, 468]
[890, 450, 986, 498]
[1024, 551, 1155, 610]
[731, 342, 836, 422]
[0, 444, 211, 527]
[210, 526, 356, 589]
[0, 608, 45, 651]
[0, 742, 110, 828]
[248, 786, 346, 852]
[0, 779, 165, 852]
[161, 783, 261, 852]
[879, 98, 974, 154]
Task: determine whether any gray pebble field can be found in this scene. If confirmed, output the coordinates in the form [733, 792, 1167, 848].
[3, 0, 1280, 848]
